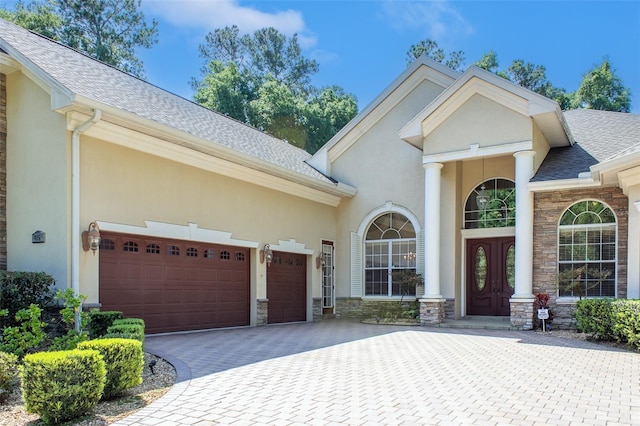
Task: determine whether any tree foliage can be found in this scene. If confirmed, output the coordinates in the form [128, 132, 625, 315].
[193, 26, 357, 153]
[406, 38, 465, 71]
[572, 59, 631, 112]
[0, 0, 158, 78]
[474, 52, 630, 112]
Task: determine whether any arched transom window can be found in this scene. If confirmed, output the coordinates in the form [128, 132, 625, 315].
[364, 212, 416, 297]
[465, 178, 516, 229]
[558, 200, 616, 298]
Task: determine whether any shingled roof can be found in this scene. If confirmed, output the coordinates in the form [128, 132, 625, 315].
[532, 109, 640, 182]
[0, 19, 334, 185]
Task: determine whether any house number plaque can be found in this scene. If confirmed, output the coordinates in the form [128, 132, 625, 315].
[32, 230, 46, 244]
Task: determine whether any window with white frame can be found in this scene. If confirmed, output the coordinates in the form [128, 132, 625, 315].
[364, 212, 416, 297]
[558, 200, 616, 298]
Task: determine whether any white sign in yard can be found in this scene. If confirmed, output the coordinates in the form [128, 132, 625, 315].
[537, 309, 549, 320]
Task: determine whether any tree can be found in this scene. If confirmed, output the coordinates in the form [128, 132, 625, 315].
[0, 1, 61, 40]
[572, 59, 631, 112]
[0, 0, 158, 78]
[303, 86, 358, 154]
[406, 38, 465, 71]
[193, 26, 357, 153]
[474, 53, 573, 109]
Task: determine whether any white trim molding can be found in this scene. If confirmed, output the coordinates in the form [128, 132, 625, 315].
[96, 220, 259, 248]
[424, 141, 533, 164]
[267, 239, 314, 255]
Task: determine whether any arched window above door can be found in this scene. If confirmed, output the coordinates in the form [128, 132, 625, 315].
[464, 178, 516, 229]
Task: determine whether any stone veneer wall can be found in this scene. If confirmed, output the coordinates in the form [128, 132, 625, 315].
[0, 74, 6, 270]
[533, 187, 628, 329]
[335, 297, 419, 320]
[256, 299, 268, 326]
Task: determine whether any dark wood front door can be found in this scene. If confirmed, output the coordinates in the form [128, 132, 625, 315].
[466, 237, 515, 316]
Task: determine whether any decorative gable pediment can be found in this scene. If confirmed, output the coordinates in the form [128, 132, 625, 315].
[399, 66, 572, 152]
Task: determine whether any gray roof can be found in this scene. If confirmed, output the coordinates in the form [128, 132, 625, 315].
[0, 19, 333, 184]
[532, 109, 640, 182]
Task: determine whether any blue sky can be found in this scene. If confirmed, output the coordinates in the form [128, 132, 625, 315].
[138, 0, 640, 113]
[7, 1, 640, 112]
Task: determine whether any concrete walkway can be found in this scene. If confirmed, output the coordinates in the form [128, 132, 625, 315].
[114, 320, 639, 426]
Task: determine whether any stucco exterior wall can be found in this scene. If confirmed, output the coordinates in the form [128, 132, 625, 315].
[79, 137, 337, 306]
[424, 94, 532, 156]
[331, 79, 445, 298]
[6, 72, 69, 288]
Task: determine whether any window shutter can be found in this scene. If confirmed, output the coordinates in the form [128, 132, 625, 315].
[350, 232, 362, 297]
[416, 229, 425, 297]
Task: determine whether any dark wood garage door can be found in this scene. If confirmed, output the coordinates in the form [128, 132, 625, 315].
[267, 251, 307, 323]
[99, 233, 250, 334]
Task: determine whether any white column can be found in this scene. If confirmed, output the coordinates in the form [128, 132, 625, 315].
[423, 162, 443, 299]
[627, 187, 640, 299]
[512, 151, 535, 298]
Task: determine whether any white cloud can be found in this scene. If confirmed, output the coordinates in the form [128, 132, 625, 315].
[143, 0, 316, 46]
[380, 0, 473, 42]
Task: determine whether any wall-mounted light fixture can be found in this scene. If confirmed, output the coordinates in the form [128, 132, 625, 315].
[316, 252, 326, 269]
[82, 221, 101, 255]
[260, 244, 273, 267]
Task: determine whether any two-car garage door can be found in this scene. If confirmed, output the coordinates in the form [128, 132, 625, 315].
[99, 233, 250, 334]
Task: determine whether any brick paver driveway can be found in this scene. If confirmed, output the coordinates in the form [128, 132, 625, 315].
[115, 320, 639, 425]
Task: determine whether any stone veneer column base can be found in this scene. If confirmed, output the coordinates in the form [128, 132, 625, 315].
[312, 297, 322, 321]
[419, 298, 445, 325]
[510, 298, 535, 330]
[257, 299, 268, 326]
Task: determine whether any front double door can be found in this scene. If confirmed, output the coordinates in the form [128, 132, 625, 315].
[466, 237, 515, 316]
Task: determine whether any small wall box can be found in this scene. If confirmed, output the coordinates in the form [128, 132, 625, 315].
[32, 230, 46, 244]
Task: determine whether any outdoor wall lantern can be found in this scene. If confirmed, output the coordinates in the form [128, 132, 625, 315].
[316, 252, 326, 269]
[260, 244, 273, 267]
[82, 221, 101, 255]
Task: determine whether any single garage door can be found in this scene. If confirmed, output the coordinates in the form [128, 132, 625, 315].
[99, 232, 250, 334]
[267, 251, 307, 323]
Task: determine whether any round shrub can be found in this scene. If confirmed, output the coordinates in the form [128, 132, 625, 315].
[0, 351, 19, 403]
[87, 311, 123, 339]
[106, 323, 145, 343]
[20, 350, 106, 424]
[77, 338, 143, 399]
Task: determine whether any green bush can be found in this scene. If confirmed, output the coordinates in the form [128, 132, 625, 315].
[611, 300, 640, 349]
[0, 271, 55, 328]
[106, 323, 145, 343]
[0, 351, 19, 403]
[77, 338, 143, 399]
[0, 304, 47, 357]
[20, 350, 106, 424]
[574, 298, 614, 340]
[87, 311, 123, 339]
[113, 318, 145, 329]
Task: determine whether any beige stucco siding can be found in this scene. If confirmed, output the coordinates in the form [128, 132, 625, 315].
[424, 94, 532, 156]
[79, 137, 336, 303]
[331, 80, 445, 296]
[531, 122, 551, 172]
[6, 72, 69, 288]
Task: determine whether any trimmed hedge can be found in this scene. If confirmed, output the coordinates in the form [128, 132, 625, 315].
[20, 349, 106, 424]
[0, 271, 55, 328]
[77, 338, 143, 399]
[612, 300, 640, 349]
[105, 323, 145, 343]
[0, 351, 19, 403]
[87, 311, 123, 339]
[113, 318, 145, 329]
[575, 299, 640, 349]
